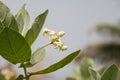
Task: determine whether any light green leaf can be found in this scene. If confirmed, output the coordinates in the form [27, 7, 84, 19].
[89, 67, 101, 80]
[0, 1, 19, 32]
[23, 46, 46, 68]
[15, 4, 30, 35]
[101, 64, 119, 80]
[72, 69, 83, 80]
[3, 12, 19, 31]
[0, 1, 9, 21]
[30, 46, 46, 65]
[0, 28, 31, 64]
[30, 50, 80, 75]
[80, 57, 94, 78]
[25, 10, 48, 46]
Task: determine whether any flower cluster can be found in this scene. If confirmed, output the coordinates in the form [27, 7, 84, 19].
[43, 28, 68, 51]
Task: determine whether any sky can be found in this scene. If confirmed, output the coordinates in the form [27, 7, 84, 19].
[1, 0, 120, 80]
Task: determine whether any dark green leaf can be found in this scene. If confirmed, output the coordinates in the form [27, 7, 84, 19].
[0, 1, 19, 32]
[101, 64, 119, 80]
[0, 20, 4, 31]
[15, 75, 24, 80]
[25, 10, 48, 46]
[30, 50, 80, 75]
[15, 4, 30, 35]
[0, 28, 31, 64]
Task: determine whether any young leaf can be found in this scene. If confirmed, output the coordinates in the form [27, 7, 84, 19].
[30, 46, 46, 65]
[0, 1, 9, 21]
[15, 4, 30, 35]
[23, 46, 46, 68]
[80, 57, 94, 78]
[0, 1, 19, 32]
[101, 64, 119, 80]
[25, 10, 48, 46]
[3, 12, 19, 32]
[89, 67, 101, 80]
[72, 69, 83, 80]
[0, 28, 31, 64]
[29, 50, 80, 75]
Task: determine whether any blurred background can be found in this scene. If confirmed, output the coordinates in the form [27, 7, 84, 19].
[0, 0, 120, 80]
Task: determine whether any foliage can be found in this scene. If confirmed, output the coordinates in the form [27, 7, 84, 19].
[66, 57, 120, 80]
[0, 1, 80, 80]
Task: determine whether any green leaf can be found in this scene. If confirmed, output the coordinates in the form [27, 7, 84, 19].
[0, 1, 19, 32]
[117, 71, 120, 80]
[3, 13, 19, 32]
[0, 28, 31, 64]
[25, 10, 48, 46]
[23, 45, 46, 68]
[30, 46, 46, 65]
[101, 64, 119, 80]
[0, 20, 4, 31]
[30, 50, 80, 75]
[15, 4, 30, 35]
[0, 1, 9, 21]
[66, 77, 76, 80]
[72, 69, 83, 80]
[15, 75, 24, 80]
[0, 74, 6, 80]
[89, 67, 101, 80]
[80, 57, 94, 78]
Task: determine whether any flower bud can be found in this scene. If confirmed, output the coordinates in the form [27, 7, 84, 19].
[58, 31, 65, 37]
[61, 45, 68, 51]
[42, 28, 49, 36]
[42, 28, 68, 51]
[49, 31, 59, 40]
[53, 41, 64, 48]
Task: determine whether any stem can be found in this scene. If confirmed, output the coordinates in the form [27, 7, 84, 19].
[43, 42, 51, 47]
[21, 43, 51, 79]
[22, 63, 29, 80]
[28, 43, 51, 76]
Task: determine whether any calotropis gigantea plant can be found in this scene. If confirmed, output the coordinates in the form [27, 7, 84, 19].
[0, 1, 80, 80]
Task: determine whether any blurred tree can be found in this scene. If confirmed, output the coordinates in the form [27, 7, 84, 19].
[76, 23, 120, 66]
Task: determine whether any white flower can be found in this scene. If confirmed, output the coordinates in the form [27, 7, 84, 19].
[42, 28, 68, 51]
[42, 28, 50, 36]
[49, 31, 56, 35]
[58, 31, 65, 37]
[53, 40, 64, 48]
[49, 31, 59, 40]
